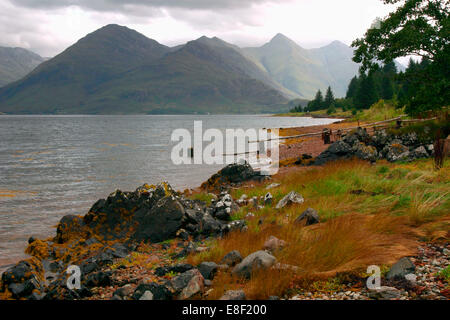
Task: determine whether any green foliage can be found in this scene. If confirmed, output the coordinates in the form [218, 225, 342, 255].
[438, 266, 450, 283]
[324, 86, 336, 109]
[327, 104, 337, 115]
[352, 0, 449, 116]
[306, 89, 325, 111]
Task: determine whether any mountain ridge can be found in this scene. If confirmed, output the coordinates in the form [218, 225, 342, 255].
[0, 46, 46, 87]
[0, 25, 403, 114]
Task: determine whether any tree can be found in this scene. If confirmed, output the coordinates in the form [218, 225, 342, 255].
[381, 75, 395, 100]
[354, 72, 378, 109]
[346, 76, 359, 99]
[307, 89, 324, 111]
[352, 0, 449, 115]
[324, 86, 335, 109]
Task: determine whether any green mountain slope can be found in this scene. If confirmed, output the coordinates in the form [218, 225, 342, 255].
[0, 47, 45, 87]
[0, 24, 172, 113]
[243, 34, 355, 99]
[0, 26, 288, 114]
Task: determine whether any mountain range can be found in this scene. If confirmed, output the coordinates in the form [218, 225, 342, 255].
[0, 46, 45, 88]
[0, 24, 402, 114]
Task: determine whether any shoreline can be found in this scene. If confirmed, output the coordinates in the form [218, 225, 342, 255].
[0, 118, 377, 274]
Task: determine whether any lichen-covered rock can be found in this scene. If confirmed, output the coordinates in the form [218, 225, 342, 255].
[314, 128, 433, 165]
[385, 143, 410, 162]
[353, 142, 378, 162]
[1, 258, 44, 299]
[55, 215, 86, 244]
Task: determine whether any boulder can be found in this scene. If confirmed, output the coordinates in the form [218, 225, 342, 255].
[385, 257, 416, 280]
[113, 284, 135, 298]
[133, 196, 185, 243]
[220, 290, 246, 300]
[85, 271, 112, 288]
[132, 282, 172, 300]
[1, 259, 44, 298]
[178, 269, 205, 300]
[276, 191, 304, 209]
[353, 142, 378, 162]
[197, 262, 219, 280]
[263, 236, 286, 252]
[221, 220, 247, 235]
[201, 162, 259, 191]
[314, 140, 353, 165]
[294, 208, 320, 226]
[385, 143, 410, 162]
[139, 291, 154, 300]
[199, 213, 223, 235]
[170, 269, 203, 293]
[232, 250, 277, 279]
[55, 215, 86, 244]
[411, 146, 429, 159]
[368, 286, 401, 300]
[220, 250, 243, 267]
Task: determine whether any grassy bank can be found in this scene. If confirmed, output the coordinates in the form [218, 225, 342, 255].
[276, 100, 406, 122]
[188, 158, 449, 299]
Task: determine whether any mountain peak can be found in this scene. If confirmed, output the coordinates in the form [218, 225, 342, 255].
[267, 33, 304, 50]
[270, 33, 292, 43]
[326, 40, 349, 49]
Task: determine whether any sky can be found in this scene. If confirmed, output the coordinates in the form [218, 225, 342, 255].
[0, 0, 399, 58]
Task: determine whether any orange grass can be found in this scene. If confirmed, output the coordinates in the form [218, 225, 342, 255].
[187, 158, 449, 299]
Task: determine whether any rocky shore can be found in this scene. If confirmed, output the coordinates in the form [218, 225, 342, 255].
[1, 126, 448, 301]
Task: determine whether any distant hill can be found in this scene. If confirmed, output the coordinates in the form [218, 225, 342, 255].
[0, 47, 45, 87]
[243, 35, 358, 99]
[0, 25, 406, 114]
[0, 25, 288, 114]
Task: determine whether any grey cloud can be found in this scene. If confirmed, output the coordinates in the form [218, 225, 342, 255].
[10, 0, 293, 12]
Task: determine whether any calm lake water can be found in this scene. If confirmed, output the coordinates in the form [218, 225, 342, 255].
[0, 114, 338, 269]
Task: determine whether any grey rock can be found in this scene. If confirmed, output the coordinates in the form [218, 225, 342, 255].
[295, 208, 320, 226]
[132, 282, 172, 300]
[411, 146, 429, 159]
[133, 196, 185, 243]
[276, 191, 304, 209]
[386, 257, 416, 280]
[220, 250, 243, 267]
[368, 286, 401, 300]
[197, 262, 218, 280]
[178, 269, 204, 300]
[232, 250, 277, 279]
[139, 291, 154, 300]
[220, 290, 246, 300]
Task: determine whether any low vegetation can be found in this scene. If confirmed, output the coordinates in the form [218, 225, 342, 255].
[188, 158, 449, 299]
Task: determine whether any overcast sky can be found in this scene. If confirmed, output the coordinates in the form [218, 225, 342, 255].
[0, 0, 398, 57]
